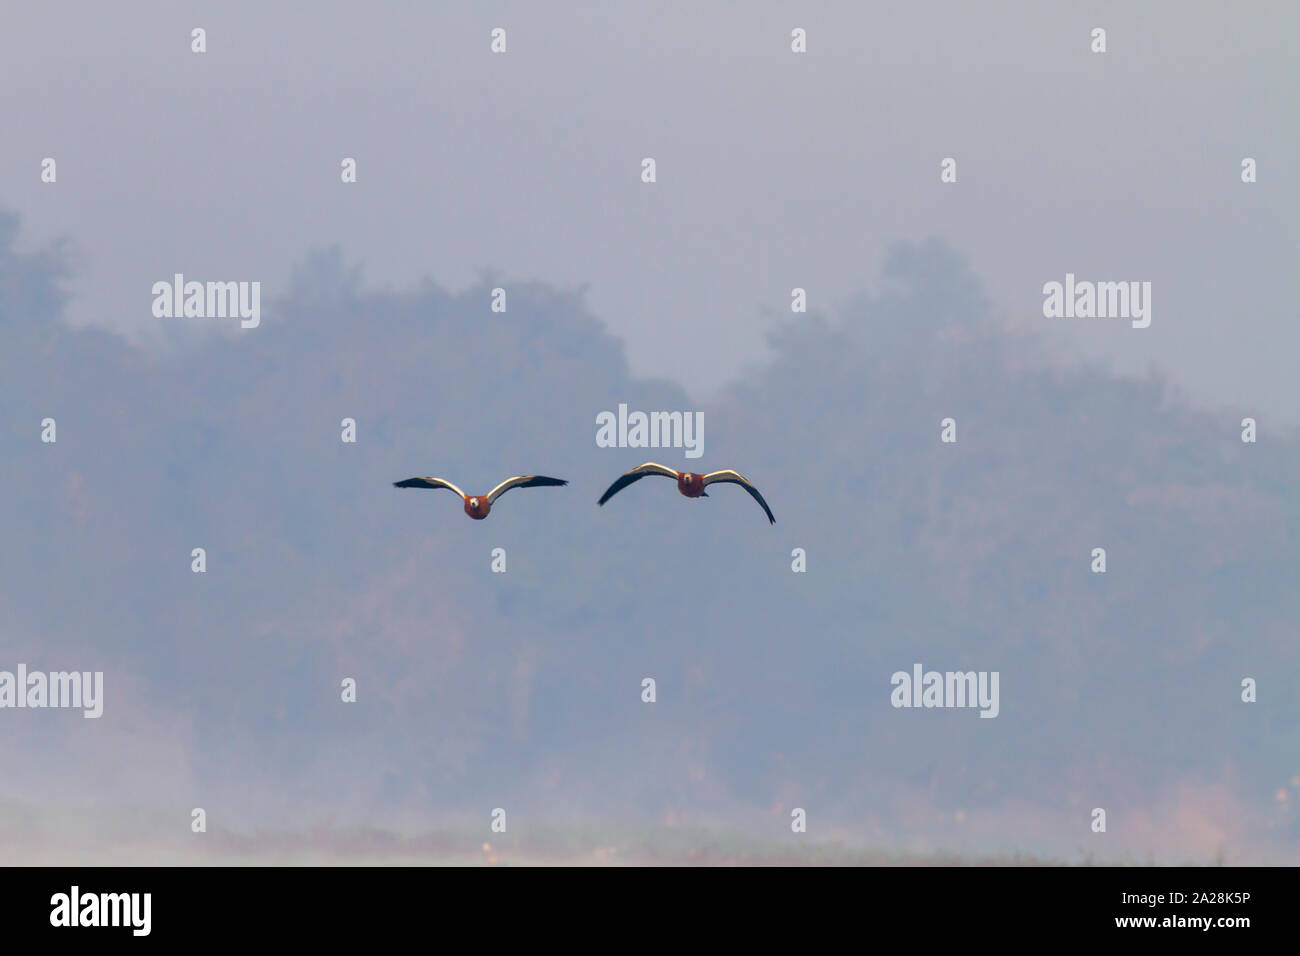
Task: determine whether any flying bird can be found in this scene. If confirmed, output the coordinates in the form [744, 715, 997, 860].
[393, 474, 567, 519]
[597, 462, 775, 524]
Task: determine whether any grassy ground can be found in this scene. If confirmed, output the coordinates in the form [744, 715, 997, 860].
[0, 796, 1242, 865]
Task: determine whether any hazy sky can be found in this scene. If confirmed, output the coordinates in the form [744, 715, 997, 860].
[3, 2, 1300, 864]
[3, 1, 1297, 410]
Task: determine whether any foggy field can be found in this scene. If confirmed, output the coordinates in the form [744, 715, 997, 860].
[0, 798, 1244, 867]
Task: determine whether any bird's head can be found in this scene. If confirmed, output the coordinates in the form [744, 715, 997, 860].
[469, 497, 480, 509]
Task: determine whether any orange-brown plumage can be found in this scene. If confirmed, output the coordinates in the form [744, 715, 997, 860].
[394, 474, 566, 520]
[463, 496, 491, 519]
[598, 462, 774, 524]
[676, 472, 706, 498]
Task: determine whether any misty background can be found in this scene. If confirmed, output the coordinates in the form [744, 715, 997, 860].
[2, 1, 1298, 863]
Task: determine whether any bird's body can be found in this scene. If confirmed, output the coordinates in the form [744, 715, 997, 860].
[597, 462, 775, 524]
[394, 474, 566, 519]
[675, 471, 707, 498]
[462, 495, 491, 520]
